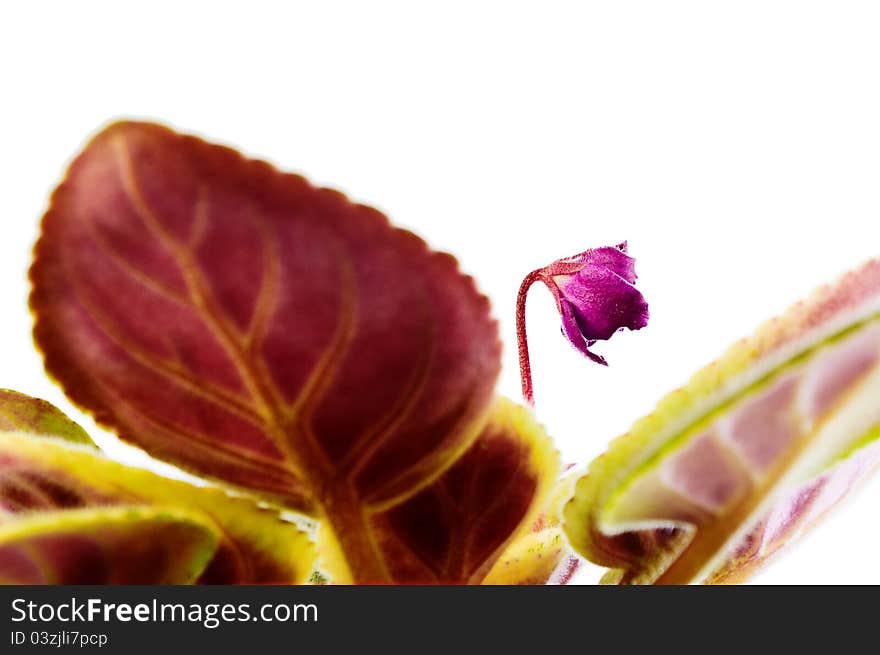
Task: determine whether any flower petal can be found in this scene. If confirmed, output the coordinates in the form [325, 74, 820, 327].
[558, 298, 608, 365]
[557, 266, 649, 341]
[577, 244, 638, 285]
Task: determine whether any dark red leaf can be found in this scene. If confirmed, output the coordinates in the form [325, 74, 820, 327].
[30, 121, 500, 582]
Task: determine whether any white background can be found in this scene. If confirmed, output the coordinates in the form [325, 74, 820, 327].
[2, 2, 879, 584]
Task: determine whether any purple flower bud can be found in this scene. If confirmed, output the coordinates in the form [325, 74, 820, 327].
[517, 242, 649, 405]
[548, 242, 649, 364]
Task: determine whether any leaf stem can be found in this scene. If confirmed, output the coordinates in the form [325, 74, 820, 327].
[322, 483, 391, 583]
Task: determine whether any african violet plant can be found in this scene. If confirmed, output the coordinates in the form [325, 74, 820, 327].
[0, 120, 878, 585]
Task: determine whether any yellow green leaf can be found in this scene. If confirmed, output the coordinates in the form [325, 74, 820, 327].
[0, 389, 92, 446]
[483, 472, 579, 585]
[0, 506, 218, 584]
[0, 433, 317, 583]
[564, 259, 880, 584]
[316, 397, 560, 583]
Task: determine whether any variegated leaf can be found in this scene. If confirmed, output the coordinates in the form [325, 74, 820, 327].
[316, 398, 560, 583]
[0, 432, 316, 583]
[565, 259, 880, 584]
[0, 506, 218, 584]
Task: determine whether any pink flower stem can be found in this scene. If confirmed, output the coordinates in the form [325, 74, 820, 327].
[516, 269, 544, 407]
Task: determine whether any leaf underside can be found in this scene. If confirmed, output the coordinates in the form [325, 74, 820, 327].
[564, 259, 880, 584]
[0, 432, 316, 584]
[0, 506, 218, 584]
[30, 121, 500, 513]
[29, 120, 510, 582]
